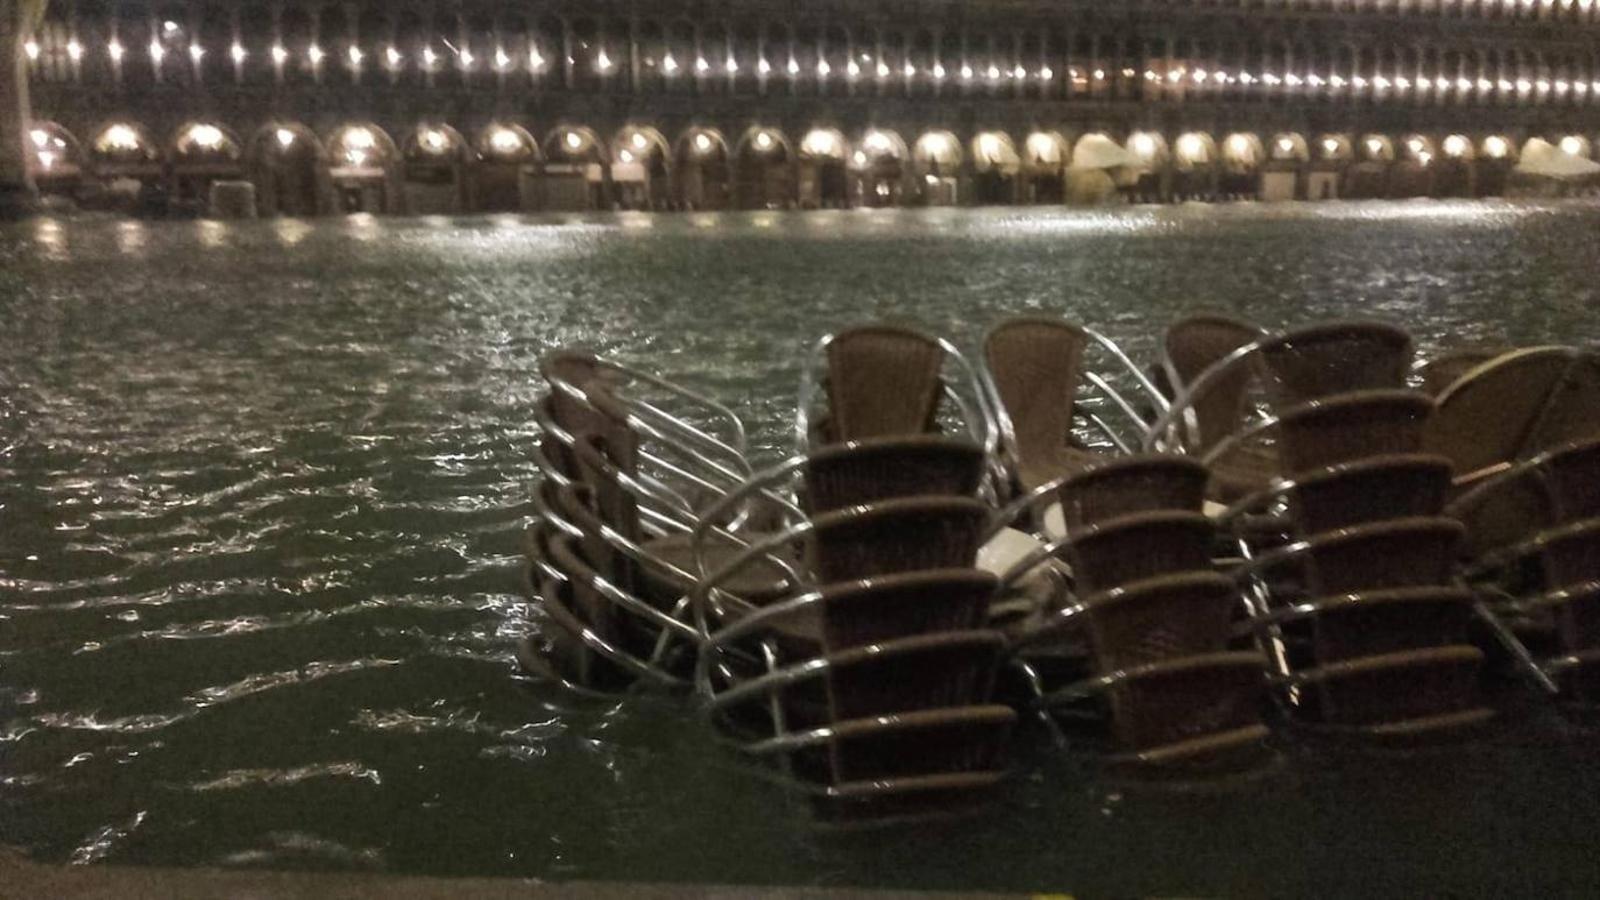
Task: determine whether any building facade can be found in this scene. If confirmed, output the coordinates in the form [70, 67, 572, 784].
[13, 0, 1600, 214]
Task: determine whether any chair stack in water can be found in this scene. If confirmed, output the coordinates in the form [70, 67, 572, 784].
[697, 325, 1015, 819]
[1451, 436, 1600, 707]
[1040, 455, 1270, 771]
[1213, 323, 1492, 738]
[521, 351, 777, 692]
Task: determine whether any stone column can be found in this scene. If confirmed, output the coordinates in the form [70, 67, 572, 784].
[1, 0, 45, 217]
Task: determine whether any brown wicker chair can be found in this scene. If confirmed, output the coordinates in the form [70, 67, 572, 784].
[803, 435, 985, 514]
[1162, 313, 1266, 454]
[983, 317, 1101, 490]
[819, 706, 1016, 789]
[1545, 436, 1600, 523]
[1310, 586, 1476, 664]
[1418, 346, 1508, 397]
[1538, 518, 1600, 590]
[1056, 454, 1209, 532]
[1274, 389, 1434, 475]
[1299, 516, 1465, 595]
[1289, 454, 1453, 535]
[816, 568, 998, 651]
[1258, 321, 1413, 406]
[1101, 652, 1269, 767]
[1425, 347, 1600, 486]
[808, 496, 990, 584]
[823, 630, 1007, 721]
[1081, 571, 1237, 673]
[823, 325, 947, 442]
[1066, 510, 1216, 592]
[1298, 646, 1488, 736]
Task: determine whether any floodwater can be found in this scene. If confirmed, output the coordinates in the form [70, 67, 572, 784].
[2, 203, 1600, 897]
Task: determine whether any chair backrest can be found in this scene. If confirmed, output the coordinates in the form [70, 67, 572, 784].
[1424, 347, 1583, 478]
[1418, 347, 1507, 397]
[826, 706, 1015, 785]
[540, 351, 635, 466]
[544, 528, 622, 647]
[984, 317, 1090, 471]
[1446, 466, 1559, 563]
[570, 433, 644, 551]
[1546, 437, 1600, 522]
[1276, 389, 1434, 475]
[1082, 572, 1236, 674]
[809, 497, 990, 584]
[1302, 516, 1464, 594]
[804, 436, 984, 514]
[824, 631, 1005, 722]
[1290, 454, 1452, 534]
[1259, 322, 1413, 406]
[1523, 352, 1600, 456]
[1105, 652, 1266, 759]
[1305, 646, 1483, 729]
[1554, 583, 1600, 703]
[1537, 518, 1600, 590]
[1067, 511, 1216, 592]
[818, 569, 998, 651]
[1057, 455, 1209, 531]
[1163, 314, 1264, 452]
[825, 326, 946, 442]
[1310, 587, 1474, 664]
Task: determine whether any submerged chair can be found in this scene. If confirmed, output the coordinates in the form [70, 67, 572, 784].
[1425, 346, 1600, 488]
[981, 317, 1165, 493]
[1418, 346, 1508, 397]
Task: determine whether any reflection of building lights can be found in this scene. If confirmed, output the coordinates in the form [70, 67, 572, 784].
[1093, 68, 1106, 81]
[459, 50, 474, 69]
[904, 63, 916, 77]
[694, 133, 713, 154]
[1130, 133, 1156, 158]
[163, 21, 180, 35]
[754, 131, 774, 151]
[1026, 133, 1057, 163]
[348, 149, 368, 167]
[102, 124, 141, 152]
[187, 124, 225, 150]
[1560, 136, 1586, 157]
[489, 128, 522, 155]
[925, 174, 939, 185]
[986, 64, 1000, 80]
[1484, 136, 1509, 159]
[1443, 135, 1469, 158]
[276, 128, 296, 149]
[565, 131, 584, 151]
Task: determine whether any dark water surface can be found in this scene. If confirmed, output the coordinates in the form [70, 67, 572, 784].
[3, 203, 1600, 896]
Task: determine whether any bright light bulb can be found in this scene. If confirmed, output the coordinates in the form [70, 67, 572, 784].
[816, 59, 830, 77]
[1323, 138, 1340, 156]
[875, 61, 889, 78]
[103, 124, 140, 151]
[188, 124, 224, 150]
[725, 57, 738, 74]
[986, 65, 1000, 80]
[786, 59, 799, 76]
[758, 58, 771, 75]
[565, 132, 583, 151]
[419, 129, 448, 153]
[530, 49, 546, 70]
[1131, 134, 1155, 158]
[344, 128, 375, 151]
[1560, 136, 1585, 157]
[496, 49, 510, 70]
[694, 133, 712, 153]
[67, 40, 83, 61]
[272, 45, 288, 65]
[231, 43, 246, 63]
[30, 129, 48, 149]
[598, 51, 613, 72]
[347, 46, 362, 66]
[276, 128, 295, 149]
[960, 65, 972, 80]
[1367, 137, 1384, 155]
[695, 57, 709, 73]
[1444, 135, 1468, 157]
[1012, 65, 1026, 80]
[1178, 135, 1204, 160]
[904, 63, 916, 77]
[1039, 67, 1053, 81]
[755, 131, 774, 151]
[189, 44, 204, 62]
[1485, 136, 1508, 159]
[932, 63, 945, 79]
[108, 40, 125, 62]
[149, 40, 165, 63]
[632, 134, 648, 151]
[490, 129, 521, 154]
[423, 47, 438, 68]
[459, 50, 474, 69]
[618, 149, 634, 163]
[847, 60, 860, 77]
[24, 40, 40, 60]
[659, 53, 674, 74]
[307, 45, 324, 65]
[1277, 137, 1295, 154]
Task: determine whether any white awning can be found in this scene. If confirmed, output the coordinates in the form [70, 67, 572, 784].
[1070, 133, 1142, 170]
[1515, 139, 1600, 178]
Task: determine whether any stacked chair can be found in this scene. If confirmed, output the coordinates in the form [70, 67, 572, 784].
[693, 325, 1016, 820]
[1000, 455, 1272, 773]
[1450, 436, 1600, 708]
[1158, 321, 1495, 739]
[519, 351, 788, 692]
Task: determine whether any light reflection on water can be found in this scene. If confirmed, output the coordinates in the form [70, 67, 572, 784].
[1, 203, 1599, 894]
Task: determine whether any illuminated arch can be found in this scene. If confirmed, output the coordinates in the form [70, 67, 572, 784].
[1360, 134, 1396, 162]
[326, 122, 399, 168]
[856, 128, 908, 162]
[1173, 132, 1217, 171]
[970, 131, 1020, 174]
[1026, 131, 1069, 169]
[677, 126, 730, 160]
[1401, 134, 1437, 164]
[612, 125, 670, 166]
[1269, 132, 1310, 163]
[171, 121, 244, 162]
[405, 122, 470, 161]
[1221, 132, 1264, 173]
[1125, 131, 1169, 168]
[1556, 135, 1593, 159]
[252, 122, 327, 160]
[25, 121, 85, 175]
[89, 121, 161, 165]
[1439, 134, 1476, 162]
[544, 125, 606, 162]
[734, 125, 791, 157]
[476, 122, 540, 162]
[1316, 134, 1354, 162]
[799, 127, 849, 161]
[913, 130, 962, 169]
[1480, 135, 1517, 162]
